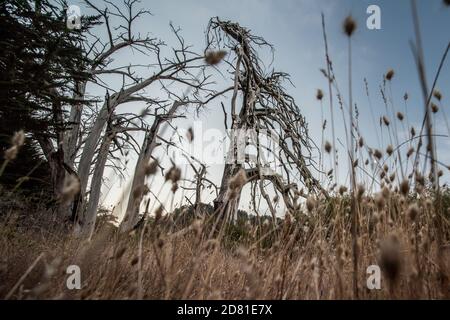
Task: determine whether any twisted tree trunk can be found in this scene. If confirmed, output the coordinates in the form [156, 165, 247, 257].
[64, 81, 87, 169]
[81, 129, 113, 237]
[120, 101, 183, 232]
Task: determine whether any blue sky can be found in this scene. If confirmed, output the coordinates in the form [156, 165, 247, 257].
[77, 0, 450, 215]
[123, 0, 450, 166]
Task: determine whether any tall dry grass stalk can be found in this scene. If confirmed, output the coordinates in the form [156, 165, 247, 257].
[321, 13, 338, 184]
[343, 14, 359, 299]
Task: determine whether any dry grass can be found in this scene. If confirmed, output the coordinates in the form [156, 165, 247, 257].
[1, 185, 449, 300]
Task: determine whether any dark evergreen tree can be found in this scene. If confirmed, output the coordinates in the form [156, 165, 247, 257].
[0, 0, 97, 197]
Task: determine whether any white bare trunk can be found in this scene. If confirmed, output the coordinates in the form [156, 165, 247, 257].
[77, 96, 117, 205]
[64, 82, 86, 169]
[81, 132, 112, 237]
[120, 101, 182, 232]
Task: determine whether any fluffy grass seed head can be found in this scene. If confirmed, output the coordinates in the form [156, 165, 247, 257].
[187, 127, 194, 142]
[4, 130, 26, 161]
[411, 126, 416, 137]
[61, 174, 80, 204]
[4, 146, 18, 161]
[144, 159, 158, 176]
[374, 149, 383, 160]
[385, 69, 395, 81]
[379, 234, 402, 285]
[400, 180, 409, 196]
[165, 165, 181, 183]
[324, 141, 332, 153]
[433, 89, 442, 101]
[431, 103, 439, 113]
[12, 130, 25, 147]
[316, 89, 324, 101]
[386, 145, 394, 156]
[306, 196, 316, 212]
[339, 185, 348, 195]
[205, 50, 227, 65]
[343, 15, 356, 37]
[407, 204, 419, 221]
[228, 169, 248, 199]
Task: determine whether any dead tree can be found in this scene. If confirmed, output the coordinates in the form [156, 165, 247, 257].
[73, 2, 229, 234]
[69, 0, 158, 219]
[66, 1, 208, 232]
[119, 54, 230, 232]
[207, 18, 323, 221]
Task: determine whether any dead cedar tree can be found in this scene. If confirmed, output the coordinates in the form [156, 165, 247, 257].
[206, 18, 324, 222]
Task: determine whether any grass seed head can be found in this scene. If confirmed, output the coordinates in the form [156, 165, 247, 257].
[165, 165, 181, 183]
[4, 146, 18, 161]
[187, 127, 194, 142]
[61, 174, 80, 204]
[407, 204, 419, 221]
[316, 89, 324, 101]
[374, 149, 383, 160]
[433, 89, 442, 101]
[343, 15, 356, 37]
[204, 50, 227, 65]
[385, 69, 395, 81]
[358, 137, 364, 147]
[357, 184, 365, 199]
[386, 145, 394, 156]
[389, 173, 395, 182]
[379, 234, 402, 285]
[144, 160, 158, 176]
[324, 141, 332, 153]
[431, 103, 439, 113]
[407, 147, 414, 158]
[306, 196, 316, 212]
[228, 169, 247, 199]
[132, 185, 144, 199]
[12, 130, 25, 147]
[400, 180, 409, 196]
[382, 186, 390, 198]
[154, 205, 163, 222]
[130, 256, 139, 266]
[411, 126, 416, 137]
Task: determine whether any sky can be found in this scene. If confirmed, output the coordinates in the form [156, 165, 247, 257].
[74, 0, 450, 219]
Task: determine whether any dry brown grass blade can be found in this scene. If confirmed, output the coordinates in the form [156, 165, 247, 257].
[5, 253, 44, 300]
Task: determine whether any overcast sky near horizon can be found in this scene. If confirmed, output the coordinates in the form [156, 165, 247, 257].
[76, 0, 450, 217]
